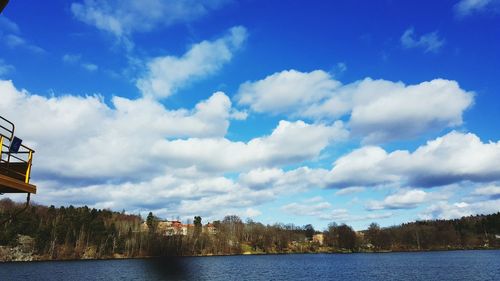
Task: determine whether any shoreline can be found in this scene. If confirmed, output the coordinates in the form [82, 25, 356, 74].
[2, 247, 499, 264]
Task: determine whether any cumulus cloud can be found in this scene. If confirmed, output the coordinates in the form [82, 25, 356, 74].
[137, 26, 247, 99]
[0, 79, 353, 221]
[71, 0, 230, 37]
[237, 70, 473, 143]
[37, 169, 235, 209]
[400, 28, 445, 53]
[471, 184, 500, 199]
[282, 197, 349, 221]
[152, 120, 348, 172]
[244, 208, 262, 218]
[348, 79, 472, 143]
[327, 146, 400, 187]
[237, 69, 340, 115]
[0, 80, 239, 180]
[197, 129, 500, 195]
[327, 131, 500, 188]
[366, 190, 426, 210]
[282, 197, 392, 222]
[365, 189, 449, 210]
[454, 0, 499, 17]
[420, 199, 500, 220]
[0, 79, 347, 189]
[29, 167, 275, 222]
[176, 186, 274, 220]
[239, 167, 330, 192]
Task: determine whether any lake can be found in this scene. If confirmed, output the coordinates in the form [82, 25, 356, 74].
[1, 250, 499, 281]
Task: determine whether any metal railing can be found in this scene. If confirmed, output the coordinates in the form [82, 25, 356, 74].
[0, 115, 34, 185]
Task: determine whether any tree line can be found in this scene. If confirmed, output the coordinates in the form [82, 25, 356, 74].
[0, 198, 499, 260]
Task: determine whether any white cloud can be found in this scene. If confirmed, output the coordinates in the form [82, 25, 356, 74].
[244, 208, 262, 218]
[137, 26, 247, 99]
[237, 69, 340, 115]
[36, 169, 235, 209]
[282, 198, 347, 221]
[28, 168, 276, 222]
[400, 28, 445, 53]
[454, 0, 498, 17]
[366, 189, 430, 210]
[187, 129, 500, 194]
[327, 131, 500, 188]
[82, 63, 98, 72]
[71, 0, 230, 37]
[237, 70, 473, 143]
[335, 187, 365, 196]
[348, 79, 473, 143]
[239, 167, 330, 192]
[238, 168, 285, 190]
[0, 79, 347, 221]
[3, 75, 298, 219]
[281, 197, 393, 222]
[0, 80, 239, 180]
[472, 184, 500, 198]
[229, 108, 248, 120]
[163, 170, 307, 221]
[7, 77, 491, 222]
[354, 212, 393, 222]
[327, 146, 399, 187]
[420, 199, 500, 220]
[152, 120, 348, 172]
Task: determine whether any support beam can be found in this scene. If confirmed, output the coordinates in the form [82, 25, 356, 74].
[0, 173, 36, 194]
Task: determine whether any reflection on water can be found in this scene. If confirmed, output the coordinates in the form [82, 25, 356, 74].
[1, 250, 500, 281]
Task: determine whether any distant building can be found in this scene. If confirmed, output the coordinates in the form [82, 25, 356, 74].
[203, 223, 217, 235]
[140, 222, 149, 232]
[312, 233, 324, 245]
[141, 220, 215, 236]
[162, 220, 190, 236]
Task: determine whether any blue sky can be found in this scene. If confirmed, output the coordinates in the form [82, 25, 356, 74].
[1, 0, 500, 230]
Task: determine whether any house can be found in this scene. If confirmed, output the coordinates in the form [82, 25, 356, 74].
[163, 220, 189, 236]
[141, 220, 217, 236]
[140, 221, 149, 232]
[140, 220, 191, 236]
[313, 233, 324, 245]
[203, 223, 217, 235]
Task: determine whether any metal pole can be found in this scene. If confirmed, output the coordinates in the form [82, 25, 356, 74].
[25, 150, 33, 184]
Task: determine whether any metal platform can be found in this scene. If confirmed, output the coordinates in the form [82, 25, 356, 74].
[0, 115, 36, 194]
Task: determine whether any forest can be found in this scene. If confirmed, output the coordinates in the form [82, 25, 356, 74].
[0, 198, 499, 261]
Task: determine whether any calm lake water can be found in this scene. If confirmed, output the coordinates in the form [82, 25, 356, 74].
[1, 250, 499, 281]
